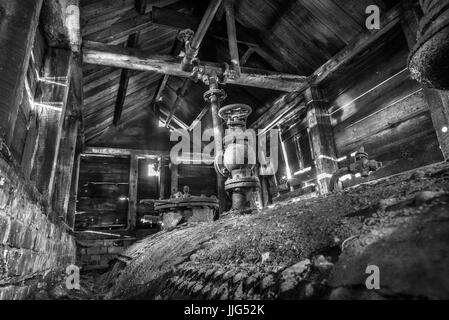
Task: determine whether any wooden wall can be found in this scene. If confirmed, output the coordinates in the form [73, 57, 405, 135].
[10, 27, 47, 162]
[323, 25, 444, 180]
[76, 155, 130, 230]
[178, 163, 217, 197]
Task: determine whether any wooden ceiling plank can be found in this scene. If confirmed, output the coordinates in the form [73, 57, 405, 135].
[84, 72, 161, 115]
[84, 70, 156, 106]
[310, 4, 401, 85]
[150, 6, 290, 72]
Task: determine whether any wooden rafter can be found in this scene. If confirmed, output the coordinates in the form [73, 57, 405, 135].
[310, 4, 401, 85]
[113, 0, 147, 126]
[113, 33, 140, 126]
[250, 5, 402, 130]
[150, 6, 290, 72]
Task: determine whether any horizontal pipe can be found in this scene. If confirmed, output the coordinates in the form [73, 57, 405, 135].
[83, 41, 308, 92]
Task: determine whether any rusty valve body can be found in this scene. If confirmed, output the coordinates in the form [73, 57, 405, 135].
[214, 104, 260, 212]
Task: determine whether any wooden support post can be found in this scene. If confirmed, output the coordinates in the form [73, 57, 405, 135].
[159, 156, 166, 199]
[260, 176, 270, 207]
[31, 48, 73, 200]
[401, 3, 449, 160]
[128, 153, 138, 230]
[67, 152, 80, 230]
[170, 162, 178, 196]
[304, 86, 338, 195]
[0, 0, 43, 146]
[53, 55, 83, 219]
[53, 116, 79, 220]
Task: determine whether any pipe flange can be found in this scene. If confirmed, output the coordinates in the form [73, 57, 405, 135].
[225, 176, 260, 191]
[203, 88, 227, 103]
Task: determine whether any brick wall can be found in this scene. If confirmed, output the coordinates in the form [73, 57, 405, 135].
[77, 238, 135, 271]
[0, 158, 76, 300]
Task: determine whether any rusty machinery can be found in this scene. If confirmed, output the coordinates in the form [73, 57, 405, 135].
[409, 0, 449, 90]
[151, 189, 219, 230]
[329, 147, 383, 192]
[213, 103, 261, 212]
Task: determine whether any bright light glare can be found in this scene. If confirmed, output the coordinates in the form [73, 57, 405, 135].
[148, 164, 160, 177]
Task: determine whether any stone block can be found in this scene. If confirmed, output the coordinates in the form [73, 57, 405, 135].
[0, 214, 11, 245]
[108, 246, 124, 255]
[7, 220, 25, 249]
[86, 246, 102, 255]
[0, 286, 15, 300]
[13, 286, 29, 300]
[22, 227, 36, 250]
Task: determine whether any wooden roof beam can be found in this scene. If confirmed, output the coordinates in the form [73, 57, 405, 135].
[250, 5, 402, 130]
[113, 0, 147, 126]
[83, 41, 308, 92]
[150, 6, 287, 72]
[113, 34, 140, 126]
[310, 4, 402, 85]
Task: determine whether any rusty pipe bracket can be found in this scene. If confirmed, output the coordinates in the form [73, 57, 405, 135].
[181, 42, 199, 72]
[225, 61, 240, 80]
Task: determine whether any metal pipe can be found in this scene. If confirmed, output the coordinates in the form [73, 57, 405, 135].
[181, 0, 223, 71]
[224, 0, 240, 77]
[205, 78, 228, 215]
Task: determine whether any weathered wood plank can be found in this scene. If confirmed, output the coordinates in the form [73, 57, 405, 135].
[21, 110, 40, 180]
[67, 152, 81, 230]
[0, 0, 43, 147]
[83, 146, 168, 157]
[53, 115, 79, 220]
[400, 2, 449, 160]
[31, 48, 73, 199]
[310, 5, 401, 85]
[334, 89, 428, 152]
[128, 154, 139, 229]
[304, 86, 338, 195]
[170, 162, 178, 196]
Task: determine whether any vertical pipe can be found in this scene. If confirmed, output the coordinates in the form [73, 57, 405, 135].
[224, 0, 241, 76]
[181, 0, 222, 70]
[208, 81, 228, 215]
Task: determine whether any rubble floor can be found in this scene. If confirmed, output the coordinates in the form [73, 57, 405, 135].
[36, 161, 449, 300]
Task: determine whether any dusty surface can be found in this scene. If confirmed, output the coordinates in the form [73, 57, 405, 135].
[69, 162, 449, 299]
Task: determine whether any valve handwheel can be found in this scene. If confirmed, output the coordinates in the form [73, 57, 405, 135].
[218, 104, 252, 124]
